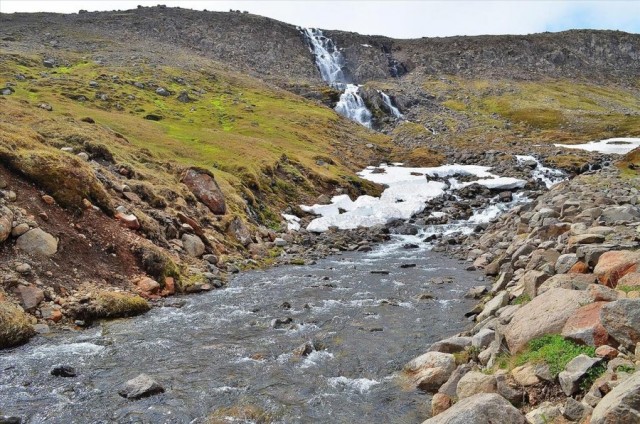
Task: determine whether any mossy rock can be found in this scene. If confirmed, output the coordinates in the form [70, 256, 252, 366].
[71, 291, 150, 321]
[0, 301, 35, 349]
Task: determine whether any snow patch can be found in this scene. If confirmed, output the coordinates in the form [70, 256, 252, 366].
[554, 137, 640, 155]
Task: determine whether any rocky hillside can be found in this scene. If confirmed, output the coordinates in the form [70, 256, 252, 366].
[400, 155, 640, 422]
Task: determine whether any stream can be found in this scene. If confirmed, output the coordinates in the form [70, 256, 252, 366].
[0, 234, 480, 423]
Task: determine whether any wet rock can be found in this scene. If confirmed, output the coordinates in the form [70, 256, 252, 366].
[558, 354, 602, 395]
[404, 351, 456, 393]
[15, 228, 58, 257]
[271, 317, 293, 328]
[51, 365, 77, 377]
[118, 374, 164, 399]
[370, 270, 389, 275]
[293, 342, 314, 356]
[181, 234, 205, 257]
[504, 288, 592, 353]
[600, 299, 640, 349]
[456, 371, 497, 399]
[17, 285, 44, 311]
[422, 393, 525, 424]
[181, 168, 226, 215]
[0, 416, 22, 424]
[590, 369, 640, 424]
[428, 336, 471, 354]
[562, 301, 610, 347]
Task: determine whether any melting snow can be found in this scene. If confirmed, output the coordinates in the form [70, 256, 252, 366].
[301, 163, 526, 232]
[554, 137, 640, 155]
[516, 155, 565, 188]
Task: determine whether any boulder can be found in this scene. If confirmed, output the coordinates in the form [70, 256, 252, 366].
[594, 250, 640, 287]
[181, 168, 226, 214]
[523, 270, 550, 298]
[563, 397, 589, 422]
[600, 299, 640, 349]
[428, 336, 472, 354]
[476, 291, 509, 322]
[590, 369, 640, 424]
[422, 393, 525, 424]
[562, 301, 611, 347]
[0, 206, 12, 242]
[16, 285, 44, 311]
[472, 329, 495, 350]
[227, 217, 252, 246]
[456, 371, 497, 399]
[404, 351, 456, 393]
[601, 205, 640, 224]
[568, 233, 606, 246]
[595, 345, 619, 360]
[558, 354, 602, 395]
[618, 273, 640, 287]
[15, 228, 58, 256]
[504, 288, 592, 353]
[431, 393, 453, 417]
[118, 374, 164, 399]
[537, 273, 596, 294]
[51, 365, 77, 377]
[0, 301, 35, 348]
[511, 364, 540, 386]
[555, 253, 579, 274]
[438, 363, 472, 397]
[135, 277, 161, 297]
[525, 402, 562, 424]
[181, 234, 205, 257]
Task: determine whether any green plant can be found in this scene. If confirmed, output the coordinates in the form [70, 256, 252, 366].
[616, 364, 636, 373]
[516, 335, 596, 377]
[580, 363, 607, 391]
[513, 294, 531, 305]
[617, 285, 640, 293]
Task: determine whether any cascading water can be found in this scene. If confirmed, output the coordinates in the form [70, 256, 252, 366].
[379, 90, 403, 119]
[301, 27, 373, 128]
[335, 84, 373, 128]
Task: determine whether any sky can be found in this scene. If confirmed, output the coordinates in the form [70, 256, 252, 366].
[1, 1, 639, 39]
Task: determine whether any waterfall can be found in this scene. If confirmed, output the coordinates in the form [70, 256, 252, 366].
[379, 90, 403, 119]
[335, 84, 373, 128]
[301, 27, 373, 128]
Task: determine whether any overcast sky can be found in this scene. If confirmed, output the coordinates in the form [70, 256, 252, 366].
[2, 1, 639, 39]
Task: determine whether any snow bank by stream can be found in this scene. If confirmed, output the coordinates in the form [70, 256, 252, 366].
[301, 163, 527, 232]
[554, 137, 640, 155]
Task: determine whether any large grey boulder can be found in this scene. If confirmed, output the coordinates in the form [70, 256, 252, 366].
[558, 354, 602, 395]
[404, 351, 456, 393]
[476, 290, 509, 322]
[591, 371, 640, 424]
[181, 234, 205, 257]
[428, 336, 472, 354]
[422, 393, 525, 424]
[456, 371, 497, 399]
[600, 299, 640, 349]
[15, 228, 58, 256]
[118, 374, 164, 399]
[601, 205, 640, 224]
[504, 288, 591, 353]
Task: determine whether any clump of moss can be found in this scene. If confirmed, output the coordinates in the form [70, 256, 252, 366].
[0, 301, 35, 349]
[92, 291, 150, 319]
[134, 244, 181, 283]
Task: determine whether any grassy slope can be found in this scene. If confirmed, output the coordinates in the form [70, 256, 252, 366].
[0, 50, 393, 227]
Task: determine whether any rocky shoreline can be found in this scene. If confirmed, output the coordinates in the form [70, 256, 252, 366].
[403, 163, 640, 423]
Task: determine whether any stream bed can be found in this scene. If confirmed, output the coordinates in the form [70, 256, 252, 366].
[0, 235, 480, 423]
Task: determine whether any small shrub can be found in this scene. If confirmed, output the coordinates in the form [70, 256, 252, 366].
[516, 335, 595, 377]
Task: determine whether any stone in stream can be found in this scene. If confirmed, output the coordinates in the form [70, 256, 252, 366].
[0, 416, 22, 424]
[271, 317, 293, 328]
[404, 351, 456, 393]
[400, 263, 417, 268]
[51, 365, 77, 378]
[370, 270, 389, 275]
[118, 374, 164, 399]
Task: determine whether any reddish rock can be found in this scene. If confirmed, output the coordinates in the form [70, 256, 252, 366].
[41, 195, 55, 205]
[115, 212, 140, 230]
[181, 168, 226, 215]
[595, 345, 618, 360]
[594, 250, 640, 287]
[161, 277, 175, 296]
[135, 277, 160, 298]
[177, 212, 205, 239]
[122, 191, 142, 203]
[562, 301, 611, 347]
[431, 392, 453, 416]
[569, 261, 589, 274]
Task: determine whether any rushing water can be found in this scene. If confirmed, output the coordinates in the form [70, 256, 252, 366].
[0, 235, 480, 423]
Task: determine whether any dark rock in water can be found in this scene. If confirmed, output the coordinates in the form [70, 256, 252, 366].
[271, 317, 293, 328]
[424, 234, 438, 242]
[118, 374, 164, 400]
[416, 293, 436, 300]
[400, 263, 417, 268]
[403, 243, 420, 249]
[390, 223, 419, 235]
[0, 416, 22, 424]
[498, 191, 513, 202]
[370, 270, 389, 275]
[280, 301, 292, 310]
[51, 365, 77, 378]
[293, 342, 314, 356]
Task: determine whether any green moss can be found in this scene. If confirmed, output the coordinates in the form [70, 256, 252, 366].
[513, 294, 531, 305]
[92, 291, 150, 319]
[617, 285, 640, 293]
[0, 301, 35, 349]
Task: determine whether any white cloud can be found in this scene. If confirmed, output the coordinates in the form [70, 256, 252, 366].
[1, 1, 638, 38]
